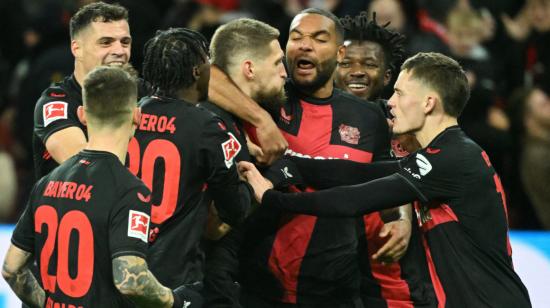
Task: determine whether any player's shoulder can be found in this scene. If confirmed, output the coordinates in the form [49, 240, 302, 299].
[36, 75, 80, 106]
[78, 150, 150, 196]
[199, 101, 232, 120]
[107, 156, 149, 193]
[411, 126, 474, 171]
[140, 96, 215, 119]
[34, 75, 81, 123]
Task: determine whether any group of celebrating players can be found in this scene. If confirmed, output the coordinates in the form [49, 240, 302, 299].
[1, 2, 533, 308]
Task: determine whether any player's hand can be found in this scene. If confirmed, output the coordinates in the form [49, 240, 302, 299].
[255, 117, 288, 165]
[246, 136, 264, 161]
[172, 282, 203, 308]
[238, 161, 273, 203]
[372, 219, 412, 264]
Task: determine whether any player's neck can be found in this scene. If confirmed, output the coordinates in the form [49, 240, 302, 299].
[74, 63, 91, 89]
[302, 80, 334, 99]
[176, 87, 200, 104]
[85, 128, 131, 164]
[74, 69, 85, 89]
[415, 116, 458, 148]
[231, 74, 252, 98]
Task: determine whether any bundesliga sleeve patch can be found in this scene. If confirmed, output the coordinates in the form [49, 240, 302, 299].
[221, 132, 241, 168]
[127, 210, 150, 243]
[43, 101, 68, 127]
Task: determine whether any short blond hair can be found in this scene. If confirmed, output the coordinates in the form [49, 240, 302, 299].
[210, 18, 279, 74]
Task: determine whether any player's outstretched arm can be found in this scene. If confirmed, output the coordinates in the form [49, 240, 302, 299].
[209, 65, 287, 164]
[239, 161, 418, 217]
[112, 255, 173, 307]
[2, 244, 45, 308]
[289, 157, 400, 189]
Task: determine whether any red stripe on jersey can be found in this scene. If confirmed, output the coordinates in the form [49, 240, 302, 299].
[268, 100, 373, 302]
[421, 235, 446, 308]
[416, 203, 459, 232]
[363, 213, 414, 306]
[481, 151, 491, 167]
[268, 186, 316, 303]
[493, 173, 513, 257]
[281, 101, 373, 162]
[243, 122, 259, 146]
[483, 151, 512, 257]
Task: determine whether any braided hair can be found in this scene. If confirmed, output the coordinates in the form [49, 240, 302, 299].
[142, 28, 209, 97]
[339, 12, 406, 72]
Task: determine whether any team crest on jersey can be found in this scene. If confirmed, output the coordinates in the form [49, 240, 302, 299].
[43, 101, 68, 127]
[128, 210, 150, 243]
[338, 124, 360, 145]
[221, 132, 241, 168]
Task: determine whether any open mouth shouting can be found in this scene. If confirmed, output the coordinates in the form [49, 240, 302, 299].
[295, 57, 317, 76]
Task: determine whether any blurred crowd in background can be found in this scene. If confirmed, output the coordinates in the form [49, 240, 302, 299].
[0, 0, 549, 229]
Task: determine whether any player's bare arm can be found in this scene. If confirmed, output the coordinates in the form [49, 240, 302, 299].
[2, 245, 45, 308]
[112, 255, 173, 308]
[45, 126, 87, 163]
[209, 65, 287, 164]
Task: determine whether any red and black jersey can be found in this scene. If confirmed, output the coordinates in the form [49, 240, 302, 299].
[12, 150, 151, 308]
[241, 82, 391, 305]
[33, 75, 85, 179]
[263, 126, 532, 308]
[129, 96, 252, 289]
[357, 214, 437, 308]
[357, 100, 436, 308]
[397, 127, 531, 308]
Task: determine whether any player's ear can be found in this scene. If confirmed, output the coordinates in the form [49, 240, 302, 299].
[241, 60, 254, 80]
[71, 39, 81, 59]
[383, 69, 392, 87]
[336, 44, 346, 63]
[132, 107, 141, 127]
[193, 66, 200, 81]
[77, 106, 87, 126]
[424, 94, 437, 114]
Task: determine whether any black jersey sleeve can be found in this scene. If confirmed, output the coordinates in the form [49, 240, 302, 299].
[262, 173, 419, 217]
[396, 150, 462, 202]
[289, 156, 400, 189]
[34, 88, 82, 144]
[109, 185, 152, 259]
[199, 116, 252, 226]
[11, 193, 37, 252]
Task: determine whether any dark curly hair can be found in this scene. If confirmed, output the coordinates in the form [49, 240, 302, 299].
[142, 28, 209, 97]
[339, 11, 406, 72]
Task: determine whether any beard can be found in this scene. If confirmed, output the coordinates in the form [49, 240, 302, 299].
[289, 57, 338, 94]
[253, 86, 287, 117]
